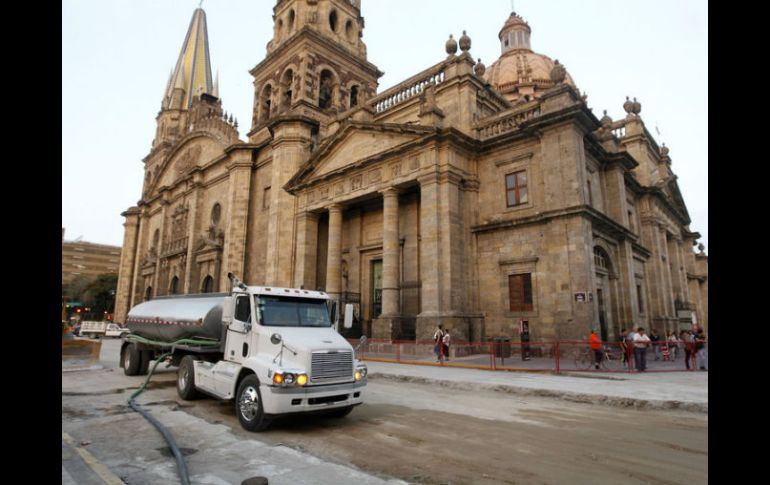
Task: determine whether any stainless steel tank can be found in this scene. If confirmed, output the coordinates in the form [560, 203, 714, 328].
[126, 294, 228, 343]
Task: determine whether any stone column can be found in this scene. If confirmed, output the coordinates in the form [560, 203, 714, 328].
[183, 178, 202, 293]
[380, 187, 400, 316]
[294, 211, 319, 289]
[325, 204, 343, 298]
[223, 155, 253, 285]
[130, 210, 148, 308]
[114, 207, 141, 324]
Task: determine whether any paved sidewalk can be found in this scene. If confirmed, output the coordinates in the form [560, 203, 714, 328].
[365, 361, 708, 413]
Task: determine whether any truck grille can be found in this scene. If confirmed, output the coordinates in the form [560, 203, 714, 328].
[311, 351, 353, 383]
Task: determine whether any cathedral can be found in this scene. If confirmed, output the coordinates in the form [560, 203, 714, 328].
[114, 1, 708, 343]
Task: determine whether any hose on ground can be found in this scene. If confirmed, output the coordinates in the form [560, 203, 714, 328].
[126, 335, 220, 485]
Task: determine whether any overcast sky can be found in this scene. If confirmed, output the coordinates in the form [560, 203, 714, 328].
[62, 0, 707, 253]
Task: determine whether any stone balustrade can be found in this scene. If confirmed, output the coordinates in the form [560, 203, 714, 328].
[475, 104, 541, 140]
[369, 65, 447, 114]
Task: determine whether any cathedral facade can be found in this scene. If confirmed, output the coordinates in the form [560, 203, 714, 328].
[115, 1, 708, 343]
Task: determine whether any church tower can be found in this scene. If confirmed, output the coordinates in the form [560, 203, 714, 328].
[153, 8, 218, 149]
[247, 0, 382, 134]
[249, 0, 383, 288]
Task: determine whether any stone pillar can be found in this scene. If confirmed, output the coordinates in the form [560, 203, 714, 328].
[380, 188, 400, 316]
[325, 204, 343, 298]
[153, 195, 170, 294]
[114, 207, 141, 324]
[130, 210, 148, 308]
[222, 153, 254, 285]
[183, 179, 202, 293]
[294, 211, 319, 289]
[373, 188, 402, 340]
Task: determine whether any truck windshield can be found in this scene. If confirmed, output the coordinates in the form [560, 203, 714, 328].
[256, 296, 332, 328]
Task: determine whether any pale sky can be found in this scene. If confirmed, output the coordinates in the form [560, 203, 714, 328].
[62, 0, 707, 253]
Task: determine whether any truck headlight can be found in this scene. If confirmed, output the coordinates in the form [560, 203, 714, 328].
[271, 369, 308, 386]
[297, 374, 308, 386]
[355, 365, 367, 381]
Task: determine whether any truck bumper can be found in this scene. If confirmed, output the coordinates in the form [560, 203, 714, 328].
[260, 379, 366, 415]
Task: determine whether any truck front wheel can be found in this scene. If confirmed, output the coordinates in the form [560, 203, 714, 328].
[123, 343, 142, 376]
[236, 375, 272, 432]
[177, 355, 200, 400]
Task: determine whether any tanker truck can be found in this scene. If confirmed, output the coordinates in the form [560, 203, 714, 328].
[120, 273, 367, 432]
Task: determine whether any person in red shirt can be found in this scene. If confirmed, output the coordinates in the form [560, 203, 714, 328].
[590, 330, 603, 370]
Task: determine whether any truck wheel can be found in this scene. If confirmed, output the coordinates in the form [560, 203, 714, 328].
[236, 375, 272, 432]
[327, 405, 354, 419]
[139, 351, 151, 375]
[123, 343, 142, 376]
[177, 356, 200, 400]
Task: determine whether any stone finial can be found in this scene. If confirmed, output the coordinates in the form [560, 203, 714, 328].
[600, 109, 612, 127]
[446, 34, 458, 56]
[660, 143, 670, 157]
[550, 59, 566, 83]
[459, 30, 471, 52]
[474, 58, 486, 77]
[698, 243, 705, 253]
[623, 96, 634, 115]
[632, 97, 642, 115]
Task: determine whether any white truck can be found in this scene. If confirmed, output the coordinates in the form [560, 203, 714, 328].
[80, 321, 107, 339]
[120, 274, 367, 431]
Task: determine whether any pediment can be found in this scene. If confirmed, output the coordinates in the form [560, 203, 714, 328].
[147, 134, 225, 196]
[286, 122, 433, 190]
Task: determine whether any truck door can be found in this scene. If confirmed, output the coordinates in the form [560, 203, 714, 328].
[225, 294, 253, 364]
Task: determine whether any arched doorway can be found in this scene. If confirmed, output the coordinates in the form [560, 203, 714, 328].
[201, 275, 214, 293]
[169, 276, 179, 295]
[144, 286, 153, 302]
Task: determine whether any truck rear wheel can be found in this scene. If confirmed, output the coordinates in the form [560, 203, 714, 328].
[177, 355, 200, 400]
[123, 343, 142, 376]
[236, 375, 272, 432]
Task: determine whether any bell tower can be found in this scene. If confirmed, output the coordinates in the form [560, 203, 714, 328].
[247, 0, 382, 137]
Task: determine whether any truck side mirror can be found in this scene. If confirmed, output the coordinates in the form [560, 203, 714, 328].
[270, 333, 282, 345]
[222, 297, 234, 323]
[344, 303, 354, 329]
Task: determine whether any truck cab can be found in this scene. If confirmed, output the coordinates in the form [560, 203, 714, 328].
[188, 285, 366, 431]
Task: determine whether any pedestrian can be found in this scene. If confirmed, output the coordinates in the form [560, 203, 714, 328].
[442, 329, 451, 361]
[433, 324, 445, 362]
[650, 328, 661, 361]
[590, 329, 603, 370]
[618, 328, 630, 369]
[632, 327, 651, 372]
[694, 328, 707, 370]
[667, 331, 680, 361]
[681, 330, 694, 370]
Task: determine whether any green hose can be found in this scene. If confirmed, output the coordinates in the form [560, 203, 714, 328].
[126, 335, 220, 485]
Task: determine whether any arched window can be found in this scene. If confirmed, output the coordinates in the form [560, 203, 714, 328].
[345, 20, 355, 42]
[144, 286, 153, 302]
[281, 69, 294, 108]
[260, 84, 272, 122]
[349, 85, 359, 108]
[201, 275, 214, 293]
[152, 229, 160, 249]
[594, 247, 612, 272]
[288, 9, 295, 32]
[319, 70, 335, 110]
[169, 276, 179, 295]
[210, 203, 221, 226]
[329, 10, 338, 32]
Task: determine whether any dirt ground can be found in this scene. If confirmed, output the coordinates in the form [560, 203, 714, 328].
[184, 378, 707, 485]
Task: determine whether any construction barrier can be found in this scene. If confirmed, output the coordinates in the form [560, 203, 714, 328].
[62, 337, 103, 370]
[348, 338, 708, 373]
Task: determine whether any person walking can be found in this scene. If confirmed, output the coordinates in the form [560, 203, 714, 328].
[681, 330, 694, 370]
[618, 328, 630, 369]
[433, 324, 445, 362]
[632, 327, 651, 372]
[694, 328, 707, 370]
[650, 329, 661, 361]
[667, 331, 680, 361]
[589, 329, 603, 370]
[442, 329, 451, 361]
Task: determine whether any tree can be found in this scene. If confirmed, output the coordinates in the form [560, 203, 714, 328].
[83, 274, 119, 319]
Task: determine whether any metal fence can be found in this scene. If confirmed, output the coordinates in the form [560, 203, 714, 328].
[348, 339, 708, 373]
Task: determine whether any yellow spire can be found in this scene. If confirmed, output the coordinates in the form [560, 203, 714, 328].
[164, 8, 213, 110]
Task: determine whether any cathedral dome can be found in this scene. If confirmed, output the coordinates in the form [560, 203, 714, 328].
[484, 12, 576, 103]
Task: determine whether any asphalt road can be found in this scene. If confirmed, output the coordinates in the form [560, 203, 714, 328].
[62, 338, 707, 484]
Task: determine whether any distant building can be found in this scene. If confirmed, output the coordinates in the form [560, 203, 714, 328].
[115, 2, 707, 339]
[62, 228, 122, 285]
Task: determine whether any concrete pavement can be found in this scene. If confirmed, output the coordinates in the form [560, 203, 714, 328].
[365, 361, 708, 413]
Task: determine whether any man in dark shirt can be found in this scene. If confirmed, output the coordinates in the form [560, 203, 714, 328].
[650, 329, 661, 361]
